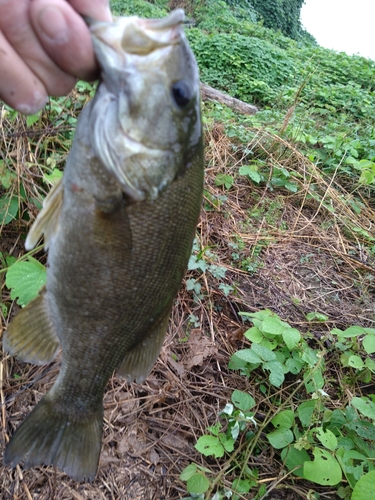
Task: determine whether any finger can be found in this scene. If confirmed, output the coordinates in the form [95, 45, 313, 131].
[67, 0, 112, 22]
[0, 0, 76, 98]
[30, 0, 111, 82]
[0, 30, 48, 114]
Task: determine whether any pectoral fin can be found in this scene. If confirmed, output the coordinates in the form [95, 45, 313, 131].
[117, 309, 170, 383]
[4, 287, 60, 364]
[25, 178, 64, 250]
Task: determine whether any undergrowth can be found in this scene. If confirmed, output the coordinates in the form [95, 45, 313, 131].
[1, 1, 375, 499]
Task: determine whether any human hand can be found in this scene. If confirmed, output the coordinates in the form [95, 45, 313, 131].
[0, 0, 112, 114]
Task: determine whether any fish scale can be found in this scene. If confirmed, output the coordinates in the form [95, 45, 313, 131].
[3, 8, 203, 481]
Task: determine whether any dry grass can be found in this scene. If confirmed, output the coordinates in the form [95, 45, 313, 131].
[1, 101, 375, 499]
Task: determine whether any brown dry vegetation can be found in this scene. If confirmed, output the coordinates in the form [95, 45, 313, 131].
[1, 98, 375, 499]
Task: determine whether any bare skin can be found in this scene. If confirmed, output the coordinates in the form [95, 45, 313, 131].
[0, 0, 111, 114]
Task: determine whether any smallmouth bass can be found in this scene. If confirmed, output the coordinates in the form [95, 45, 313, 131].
[3, 9, 203, 481]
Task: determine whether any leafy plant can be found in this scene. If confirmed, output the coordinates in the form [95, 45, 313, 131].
[181, 310, 375, 499]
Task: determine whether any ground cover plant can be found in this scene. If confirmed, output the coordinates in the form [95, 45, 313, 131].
[1, 0, 375, 498]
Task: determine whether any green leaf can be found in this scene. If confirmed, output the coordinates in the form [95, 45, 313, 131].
[6, 257, 46, 306]
[335, 326, 366, 338]
[315, 427, 338, 451]
[26, 112, 41, 127]
[285, 357, 304, 374]
[180, 463, 198, 481]
[345, 420, 375, 440]
[352, 471, 375, 500]
[282, 328, 301, 350]
[251, 343, 276, 361]
[304, 368, 324, 393]
[348, 355, 365, 369]
[266, 428, 294, 449]
[260, 316, 286, 335]
[231, 390, 255, 411]
[239, 165, 261, 183]
[234, 349, 262, 364]
[271, 410, 294, 429]
[264, 360, 285, 387]
[365, 357, 375, 372]
[362, 333, 375, 354]
[187, 473, 210, 494]
[281, 447, 310, 477]
[0, 195, 18, 225]
[351, 397, 375, 420]
[195, 435, 224, 458]
[231, 478, 251, 495]
[306, 312, 329, 322]
[215, 173, 234, 189]
[244, 326, 263, 343]
[43, 168, 63, 185]
[297, 401, 316, 428]
[303, 448, 342, 486]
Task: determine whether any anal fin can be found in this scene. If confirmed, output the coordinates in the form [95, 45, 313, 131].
[117, 309, 170, 383]
[3, 286, 60, 365]
[25, 178, 64, 250]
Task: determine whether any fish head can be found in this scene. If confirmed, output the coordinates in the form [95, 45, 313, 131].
[89, 9, 203, 201]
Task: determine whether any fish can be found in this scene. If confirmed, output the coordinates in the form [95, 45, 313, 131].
[3, 8, 203, 481]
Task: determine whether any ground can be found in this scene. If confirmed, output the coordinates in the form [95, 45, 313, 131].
[1, 109, 374, 499]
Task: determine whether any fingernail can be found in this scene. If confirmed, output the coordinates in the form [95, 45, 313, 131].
[38, 6, 68, 44]
[17, 91, 48, 115]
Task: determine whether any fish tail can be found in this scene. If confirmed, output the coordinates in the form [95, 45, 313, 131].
[4, 396, 103, 482]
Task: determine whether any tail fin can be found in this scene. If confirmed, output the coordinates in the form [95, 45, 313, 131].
[4, 396, 103, 481]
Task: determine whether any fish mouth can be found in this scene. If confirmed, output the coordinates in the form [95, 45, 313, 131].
[88, 9, 184, 58]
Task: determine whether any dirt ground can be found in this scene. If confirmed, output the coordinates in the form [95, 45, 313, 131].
[1, 120, 374, 499]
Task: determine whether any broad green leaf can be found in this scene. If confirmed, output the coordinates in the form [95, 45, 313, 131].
[345, 420, 375, 440]
[231, 478, 251, 495]
[301, 347, 319, 367]
[260, 316, 286, 335]
[6, 257, 46, 306]
[180, 463, 197, 481]
[26, 112, 41, 127]
[282, 327, 301, 350]
[271, 410, 295, 429]
[315, 427, 338, 451]
[0, 195, 18, 225]
[239, 165, 261, 183]
[281, 447, 310, 477]
[43, 168, 63, 185]
[306, 312, 329, 322]
[244, 326, 263, 343]
[352, 471, 375, 500]
[335, 326, 366, 338]
[195, 435, 224, 458]
[215, 173, 234, 189]
[304, 368, 324, 393]
[365, 357, 375, 372]
[351, 397, 375, 420]
[234, 349, 262, 364]
[362, 333, 375, 354]
[231, 390, 255, 411]
[303, 448, 342, 486]
[264, 360, 285, 387]
[285, 357, 304, 374]
[251, 343, 276, 361]
[348, 355, 365, 369]
[297, 400, 316, 428]
[266, 428, 294, 449]
[187, 473, 210, 494]
[220, 434, 235, 453]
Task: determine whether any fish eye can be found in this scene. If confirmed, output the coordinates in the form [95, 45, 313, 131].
[171, 80, 192, 108]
